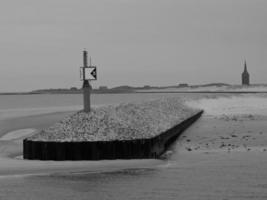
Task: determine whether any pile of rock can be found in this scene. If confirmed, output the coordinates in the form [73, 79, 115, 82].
[28, 97, 200, 142]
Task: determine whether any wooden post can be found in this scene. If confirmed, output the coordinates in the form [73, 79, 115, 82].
[83, 80, 91, 112]
[83, 50, 91, 112]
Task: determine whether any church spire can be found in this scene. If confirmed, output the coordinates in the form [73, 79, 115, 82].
[244, 60, 247, 72]
[242, 59, 250, 86]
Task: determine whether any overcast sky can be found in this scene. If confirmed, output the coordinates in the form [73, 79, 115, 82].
[0, 0, 266, 92]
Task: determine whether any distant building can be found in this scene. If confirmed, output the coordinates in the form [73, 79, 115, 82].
[143, 85, 151, 89]
[99, 86, 108, 90]
[242, 61, 250, 85]
[178, 83, 189, 88]
[70, 87, 78, 91]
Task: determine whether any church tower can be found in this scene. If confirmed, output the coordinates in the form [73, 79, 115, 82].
[242, 60, 250, 86]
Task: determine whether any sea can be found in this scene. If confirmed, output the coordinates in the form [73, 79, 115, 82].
[1, 93, 267, 200]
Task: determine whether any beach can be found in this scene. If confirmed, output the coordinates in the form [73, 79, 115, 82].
[1, 93, 267, 199]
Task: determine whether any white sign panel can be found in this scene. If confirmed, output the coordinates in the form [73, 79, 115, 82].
[81, 67, 97, 80]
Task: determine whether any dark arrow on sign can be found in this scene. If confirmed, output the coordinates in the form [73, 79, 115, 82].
[91, 68, 97, 79]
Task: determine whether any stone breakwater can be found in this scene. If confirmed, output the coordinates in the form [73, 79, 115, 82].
[23, 111, 203, 160]
[27, 97, 200, 142]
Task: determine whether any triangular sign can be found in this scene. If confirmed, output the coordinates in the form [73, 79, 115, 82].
[91, 68, 97, 79]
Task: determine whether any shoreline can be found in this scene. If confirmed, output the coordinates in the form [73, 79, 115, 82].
[2, 91, 267, 96]
[1, 94, 267, 177]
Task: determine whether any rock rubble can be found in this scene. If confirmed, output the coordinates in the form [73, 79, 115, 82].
[28, 97, 200, 142]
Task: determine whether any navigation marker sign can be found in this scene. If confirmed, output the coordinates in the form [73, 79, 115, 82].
[80, 50, 97, 113]
[84, 67, 97, 80]
[80, 66, 97, 81]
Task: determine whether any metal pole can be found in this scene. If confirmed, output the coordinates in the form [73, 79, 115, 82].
[83, 50, 91, 112]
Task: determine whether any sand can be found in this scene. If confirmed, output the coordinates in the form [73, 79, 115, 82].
[175, 95, 267, 154]
[136, 85, 267, 93]
[186, 94, 267, 116]
[176, 117, 267, 154]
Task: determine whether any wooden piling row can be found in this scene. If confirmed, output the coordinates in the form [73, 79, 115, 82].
[23, 110, 203, 160]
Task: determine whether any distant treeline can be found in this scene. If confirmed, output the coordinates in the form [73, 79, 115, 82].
[4, 83, 267, 95]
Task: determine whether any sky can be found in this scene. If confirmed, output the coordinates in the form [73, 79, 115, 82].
[0, 0, 266, 92]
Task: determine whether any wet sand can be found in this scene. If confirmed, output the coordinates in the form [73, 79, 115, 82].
[176, 116, 267, 153]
